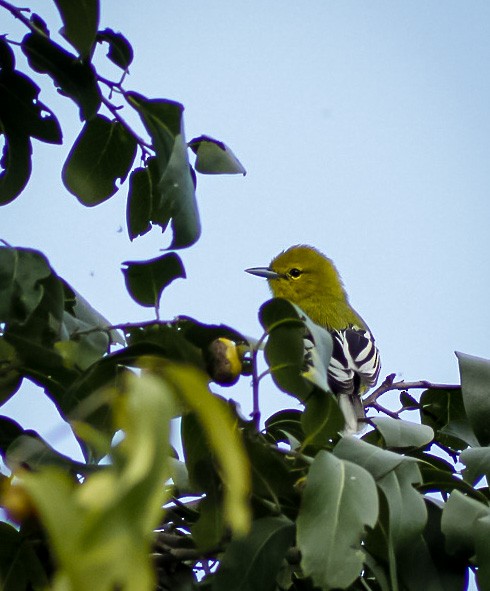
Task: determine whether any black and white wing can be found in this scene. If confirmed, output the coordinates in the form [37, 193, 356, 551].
[328, 327, 381, 433]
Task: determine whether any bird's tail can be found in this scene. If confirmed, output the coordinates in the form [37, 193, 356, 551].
[338, 393, 365, 436]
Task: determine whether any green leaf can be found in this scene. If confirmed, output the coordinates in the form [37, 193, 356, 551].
[126, 165, 153, 239]
[19, 372, 174, 591]
[416, 459, 486, 502]
[97, 28, 134, 70]
[0, 522, 48, 591]
[122, 252, 186, 309]
[264, 409, 304, 448]
[0, 416, 24, 456]
[21, 32, 101, 121]
[212, 516, 294, 591]
[371, 417, 434, 449]
[0, 125, 31, 205]
[457, 351, 490, 446]
[126, 92, 201, 248]
[160, 364, 251, 536]
[5, 431, 89, 474]
[188, 135, 246, 175]
[0, 37, 15, 71]
[54, 0, 99, 59]
[243, 433, 297, 507]
[124, 322, 204, 369]
[334, 437, 427, 551]
[0, 246, 52, 325]
[421, 500, 468, 591]
[192, 493, 224, 551]
[297, 450, 378, 590]
[441, 490, 490, 558]
[420, 387, 479, 450]
[301, 390, 344, 449]
[399, 390, 419, 409]
[62, 114, 137, 205]
[0, 339, 22, 404]
[0, 70, 62, 143]
[461, 447, 490, 486]
[259, 298, 333, 401]
[474, 514, 490, 590]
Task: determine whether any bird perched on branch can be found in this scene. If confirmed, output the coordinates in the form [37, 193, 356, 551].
[246, 245, 380, 434]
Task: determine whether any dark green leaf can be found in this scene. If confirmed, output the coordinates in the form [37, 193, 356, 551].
[0, 37, 15, 71]
[6, 431, 90, 474]
[124, 323, 204, 369]
[0, 415, 24, 457]
[0, 338, 22, 404]
[421, 500, 468, 591]
[181, 411, 220, 494]
[420, 387, 479, 450]
[122, 252, 186, 308]
[192, 493, 224, 551]
[335, 437, 427, 551]
[264, 409, 304, 447]
[175, 315, 248, 349]
[244, 433, 297, 506]
[301, 391, 344, 449]
[297, 450, 378, 590]
[371, 417, 434, 449]
[400, 390, 419, 409]
[259, 298, 313, 401]
[0, 127, 31, 205]
[0, 522, 49, 591]
[0, 70, 62, 143]
[189, 135, 246, 175]
[126, 165, 153, 239]
[474, 514, 490, 590]
[441, 490, 490, 558]
[97, 28, 134, 70]
[54, 0, 99, 58]
[62, 114, 137, 205]
[212, 516, 294, 591]
[461, 447, 490, 486]
[0, 247, 52, 325]
[21, 32, 101, 120]
[457, 351, 490, 446]
[126, 92, 200, 248]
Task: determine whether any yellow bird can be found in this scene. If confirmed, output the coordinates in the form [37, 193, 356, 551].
[246, 245, 380, 434]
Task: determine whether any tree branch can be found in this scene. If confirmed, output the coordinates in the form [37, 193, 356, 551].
[363, 373, 459, 407]
[0, 0, 36, 32]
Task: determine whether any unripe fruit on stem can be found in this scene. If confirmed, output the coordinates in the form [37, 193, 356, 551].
[206, 337, 243, 386]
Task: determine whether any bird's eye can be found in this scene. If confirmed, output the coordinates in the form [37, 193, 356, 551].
[289, 268, 302, 279]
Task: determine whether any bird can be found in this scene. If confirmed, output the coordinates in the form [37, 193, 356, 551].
[246, 244, 380, 434]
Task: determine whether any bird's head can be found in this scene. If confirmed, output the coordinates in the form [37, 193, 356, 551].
[246, 245, 346, 309]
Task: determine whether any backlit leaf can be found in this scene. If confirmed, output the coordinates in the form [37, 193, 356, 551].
[122, 252, 185, 309]
[126, 92, 200, 248]
[63, 115, 137, 205]
[189, 135, 246, 175]
[54, 0, 99, 59]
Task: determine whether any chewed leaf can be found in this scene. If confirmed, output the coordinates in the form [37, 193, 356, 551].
[189, 135, 246, 175]
[62, 115, 137, 206]
[122, 252, 186, 308]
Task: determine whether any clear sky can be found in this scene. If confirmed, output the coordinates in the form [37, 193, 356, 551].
[2, 1, 490, 468]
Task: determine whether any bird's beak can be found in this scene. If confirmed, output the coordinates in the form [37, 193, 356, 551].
[245, 266, 281, 280]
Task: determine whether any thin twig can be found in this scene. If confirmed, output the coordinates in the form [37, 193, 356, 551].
[364, 373, 459, 407]
[0, 0, 36, 32]
[251, 346, 261, 429]
[101, 95, 153, 154]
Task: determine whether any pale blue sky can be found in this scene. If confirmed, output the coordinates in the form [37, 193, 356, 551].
[2, 1, 490, 473]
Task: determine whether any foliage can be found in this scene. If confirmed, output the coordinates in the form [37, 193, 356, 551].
[1, 2, 490, 591]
